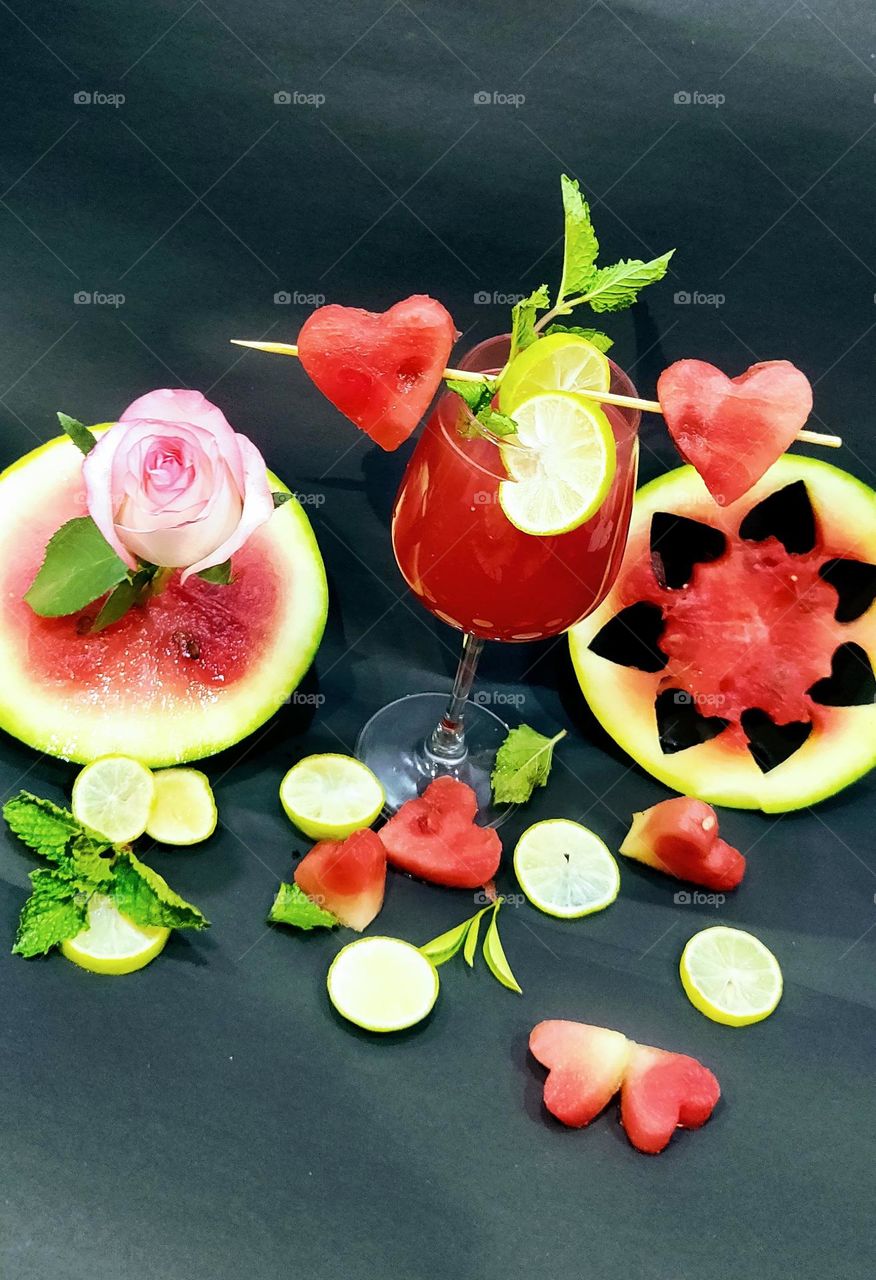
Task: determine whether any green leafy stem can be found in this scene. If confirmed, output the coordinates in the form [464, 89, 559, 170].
[447, 174, 674, 439]
[420, 899, 522, 995]
[3, 792, 208, 958]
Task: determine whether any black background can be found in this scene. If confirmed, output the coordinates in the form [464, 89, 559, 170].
[1, 3, 874, 1277]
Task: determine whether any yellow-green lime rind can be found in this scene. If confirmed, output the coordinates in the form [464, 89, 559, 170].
[499, 331, 611, 413]
[145, 768, 217, 845]
[61, 895, 170, 975]
[280, 754, 385, 840]
[71, 755, 156, 844]
[680, 925, 783, 1026]
[513, 818, 620, 918]
[498, 391, 616, 537]
[327, 936, 439, 1032]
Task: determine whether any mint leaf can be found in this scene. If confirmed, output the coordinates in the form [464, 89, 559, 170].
[558, 175, 599, 299]
[57, 412, 97, 456]
[197, 560, 233, 586]
[482, 904, 522, 994]
[582, 251, 674, 313]
[476, 406, 518, 438]
[491, 724, 567, 804]
[545, 324, 613, 353]
[446, 378, 495, 416]
[25, 517, 129, 618]
[272, 491, 292, 508]
[510, 284, 550, 360]
[12, 869, 88, 957]
[268, 881, 338, 930]
[3, 793, 82, 866]
[420, 914, 474, 965]
[111, 850, 208, 930]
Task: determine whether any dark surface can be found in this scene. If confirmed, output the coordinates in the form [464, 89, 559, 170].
[1, 3, 874, 1277]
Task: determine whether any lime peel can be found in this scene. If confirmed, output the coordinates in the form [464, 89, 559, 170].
[680, 925, 783, 1027]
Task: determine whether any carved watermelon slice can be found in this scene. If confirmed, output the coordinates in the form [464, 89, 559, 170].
[295, 829, 387, 932]
[379, 776, 502, 889]
[570, 457, 876, 811]
[0, 434, 328, 765]
[297, 295, 456, 451]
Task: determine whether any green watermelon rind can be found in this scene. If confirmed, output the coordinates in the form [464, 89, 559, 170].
[569, 455, 876, 813]
[0, 434, 329, 766]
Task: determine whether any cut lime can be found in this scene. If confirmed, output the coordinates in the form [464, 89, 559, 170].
[61, 894, 170, 975]
[71, 755, 155, 844]
[280, 754, 385, 840]
[327, 936, 439, 1032]
[680, 925, 783, 1026]
[513, 818, 620, 918]
[498, 392, 616, 536]
[499, 331, 611, 413]
[145, 768, 217, 845]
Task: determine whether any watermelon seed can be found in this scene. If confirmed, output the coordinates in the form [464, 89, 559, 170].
[172, 630, 201, 660]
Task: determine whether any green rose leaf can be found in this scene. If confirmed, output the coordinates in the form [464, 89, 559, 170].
[24, 517, 129, 618]
[57, 412, 97, 456]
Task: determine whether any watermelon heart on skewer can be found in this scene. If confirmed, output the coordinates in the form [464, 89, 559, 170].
[658, 359, 813, 506]
[297, 295, 457, 450]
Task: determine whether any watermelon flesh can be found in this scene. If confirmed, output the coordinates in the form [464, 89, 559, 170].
[658, 359, 813, 506]
[529, 1020, 720, 1154]
[295, 829, 387, 932]
[297, 295, 457, 451]
[379, 777, 502, 889]
[620, 797, 746, 891]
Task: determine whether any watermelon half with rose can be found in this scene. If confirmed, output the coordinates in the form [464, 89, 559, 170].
[570, 455, 876, 812]
[0, 433, 328, 765]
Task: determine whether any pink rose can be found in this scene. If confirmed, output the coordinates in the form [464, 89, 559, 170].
[83, 389, 274, 581]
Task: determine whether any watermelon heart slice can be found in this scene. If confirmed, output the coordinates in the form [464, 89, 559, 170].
[620, 796, 746, 891]
[379, 776, 502, 889]
[297, 295, 457, 451]
[529, 1020, 632, 1127]
[295, 828, 387, 931]
[658, 359, 813, 506]
[620, 1042, 721, 1155]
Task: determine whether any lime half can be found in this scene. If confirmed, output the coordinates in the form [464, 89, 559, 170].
[72, 755, 155, 844]
[280, 754, 385, 840]
[680, 926, 783, 1027]
[498, 391, 616, 536]
[327, 936, 439, 1032]
[499, 332, 611, 412]
[513, 818, 620, 918]
[146, 768, 217, 845]
[61, 894, 170, 975]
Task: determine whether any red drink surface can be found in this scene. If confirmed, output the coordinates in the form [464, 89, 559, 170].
[391, 338, 640, 642]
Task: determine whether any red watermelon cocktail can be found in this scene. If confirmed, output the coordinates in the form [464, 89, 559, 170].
[357, 334, 640, 822]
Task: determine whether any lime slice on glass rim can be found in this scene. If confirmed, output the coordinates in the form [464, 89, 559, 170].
[680, 925, 783, 1026]
[72, 755, 155, 844]
[497, 391, 616, 536]
[61, 894, 170, 975]
[280, 754, 385, 840]
[513, 818, 620, 918]
[327, 936, 439, 1032]
[498, 331, 611, 411]
[146, 768, 217, 845]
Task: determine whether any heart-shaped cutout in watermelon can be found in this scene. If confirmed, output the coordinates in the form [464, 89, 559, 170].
[297, 295, 457, 451]
[658, 359, 813, 506]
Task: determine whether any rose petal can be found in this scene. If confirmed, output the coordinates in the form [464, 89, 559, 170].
[181, 435, 274, 580]
[120, 390, 245, 491]
[81, 427, 139, 570]
[118, 465, 244, 567]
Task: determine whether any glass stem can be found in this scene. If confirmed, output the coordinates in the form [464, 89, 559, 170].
[427, 632, 485, 762]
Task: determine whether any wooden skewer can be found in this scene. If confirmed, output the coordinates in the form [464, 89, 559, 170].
[230, 339, 843, 449]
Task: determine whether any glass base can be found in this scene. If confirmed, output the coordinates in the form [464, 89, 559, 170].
[355, 692, 516, 828]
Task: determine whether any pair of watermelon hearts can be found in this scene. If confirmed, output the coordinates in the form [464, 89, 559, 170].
[530, 1020, 720, 1155]
[297, 295, 814, 508]
[294, 776, 502, 930]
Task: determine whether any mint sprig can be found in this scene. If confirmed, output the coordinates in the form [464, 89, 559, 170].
[3, 792, 208, 959]
[268, 881, 339, 931]
[491, 724, 567, 805]
[420, 900, 521, 994]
